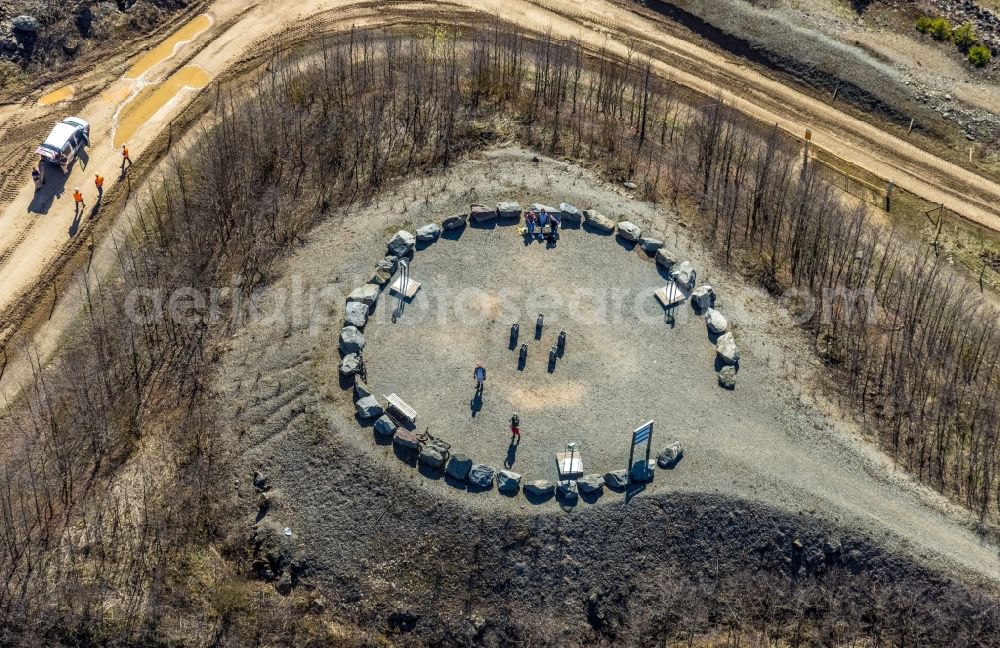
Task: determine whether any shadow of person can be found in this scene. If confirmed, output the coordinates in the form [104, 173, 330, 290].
[504, 438, 519, 468]
[27, 162, 69, 215]
[68, 207, 83, 237]
[470, 391, 483, 417]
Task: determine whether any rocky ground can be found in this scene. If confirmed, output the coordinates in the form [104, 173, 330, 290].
[637, 0, 1000, 164]
[0, 0, 193, 91]
[210, 147, 1000, 643]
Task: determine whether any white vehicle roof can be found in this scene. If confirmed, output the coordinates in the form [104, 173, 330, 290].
[41, 117, 89, 150]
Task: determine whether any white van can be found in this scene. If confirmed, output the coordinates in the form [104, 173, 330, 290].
[35, 117, 90, 172]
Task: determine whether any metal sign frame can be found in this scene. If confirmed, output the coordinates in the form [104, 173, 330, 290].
[627, 420, 654, 481]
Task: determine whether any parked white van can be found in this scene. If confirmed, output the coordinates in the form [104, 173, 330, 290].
[35, 117, 90, 172]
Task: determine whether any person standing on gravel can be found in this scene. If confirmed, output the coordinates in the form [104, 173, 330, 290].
[510, 414, 521, 444]
[120, 144, 132, 174]
[94, 173, 104, 203]
[473, 363, 486, 395]
[72, 187, 85, 217]
[31, 167, 43, 190]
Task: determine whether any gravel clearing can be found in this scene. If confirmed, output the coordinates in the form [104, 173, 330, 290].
[214, 146, 1000, 591]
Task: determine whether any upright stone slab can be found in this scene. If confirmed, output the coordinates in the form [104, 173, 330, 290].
[716, 332, 741, 366]
[387, 230, 416, 257]
[604, 470, 629, 489]
[705, 308, 728, 335]
[393, 429, 420, 449]
[340, 353, 361, 376]
[416, 223, 442, 242]
[467, 463, 496, 489]
[373, 415, 396, 437]
[496, 201, 522, 219]
[577, 474, 605, 493]
[339, 326, 365, 354]
[655, 247, 679, 270]
[345, 302, 369, 329]
[446, 455, 473, 480]
[497, 470, 522, 493]
[347, 284, 380, 307]
[657, 442, 684, 468]
[470, 203, 497, 223]
[355, 395, 383, 420]
[559, 203, 584, 223]
[443, 214, 468, 230]
[524, 480, 555, 497]
[691, 285, 716, 312]
[557, 480, 579, 500]
[617, 221, 642, 242]
[629, 459, 655, 482]
[640, 237, 664, 252]
[583, 209, 615, 232]
[671, 261, 697, 291]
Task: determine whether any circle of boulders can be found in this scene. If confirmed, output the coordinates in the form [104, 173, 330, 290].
[339, 199, 743, 504]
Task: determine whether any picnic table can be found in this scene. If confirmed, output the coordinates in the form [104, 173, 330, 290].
[384, 393, 417, 425]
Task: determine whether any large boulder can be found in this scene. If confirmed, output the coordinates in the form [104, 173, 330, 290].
[655, 247, 679, 270]
[416, 223, 442, 242]
[344, 301, 369, 329]
[470, 203, 496, 223]
[524, 480, 555, 497]
[446, 455, 473, 480]
[640, 237, 664, 252]
[442, 214, 468, 230]
[393, 429, 420, 449]
[467, 464, 496, 489]
[583, 209, 615, 233]
[617, 221, 642, 242]
[371, 257, 397, 286]
[354, 376, 372, 399]
[718, 365, 737, 390]
[340, 353, 361, 376]
[691, 285, 716, 312]
[355, 396, 383, 419]
[559, 203, 584, 223]
[373, 415, 396, 437]
[347, 284, 380, 307]
[418, 446, 446, 468]
[496, 201, 522, 219]
[629, 459, 655, 482]
[604, 469, 629, 489]
[339, 326, 365, 354]
[387, 230, 416, 257]
[671, 261, 697, 291]
[497, 470, 522, 493]
[11, 15, 40, 33]
[716, 332, 741, 366]
[557, 480, 579, 500]
[531, 203, 558, 215]
[577, 474, 605, 493]
[705, 308, 728, 335]
[657, 442, 684, 468]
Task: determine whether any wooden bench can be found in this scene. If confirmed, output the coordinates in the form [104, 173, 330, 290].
[384, 393, 417, 425]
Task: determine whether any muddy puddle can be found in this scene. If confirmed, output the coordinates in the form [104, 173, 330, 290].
[114, 66, 211, 148]
[124, 14, 213, 80]
[38, 85, 75, 106]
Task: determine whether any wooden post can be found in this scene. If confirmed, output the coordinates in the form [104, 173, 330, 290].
[932, 204, 944, 256]
[907, 118, 915, 134]
[831, 83, 840, 103]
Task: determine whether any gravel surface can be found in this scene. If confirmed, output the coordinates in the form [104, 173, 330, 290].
[213, 146, 1000, 595]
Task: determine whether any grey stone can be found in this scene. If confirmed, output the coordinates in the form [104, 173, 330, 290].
[623, 181, 638, 189]
[705, 308, 728, 335]
[531, 203, 558, 215]
[467, 464, 496, 489]
[443, 214, 467, 230]
[387, 230, 416, 257]
[373, 415, 396, 437]
[393, 429, 419, 449]
[691, 285, 716, 312]
[640, 237, 664, 252]
[655, 246, 679, 269]
[339, 326, 365, 354]
[470, 203, 496, 223]
[557, 480, 578, 500]
[339, 353, 361, 376]
[524, 480, 555, 497]
[496, 201, 522, 219]
[716, 332, 741, 366]
[671, 261, 697, 291]
[252, 470, 269, 490]
[446, 455, 473, 480]
[416, 223, 442, 242]
[371, 257, 397, 286]
[418, 446, 446, 468]
[583, 209, 615, 232]
[354, 395, 383, 419]
[345, 301, 369, 328]
[604, 469, 629, 489]
[657, 442, 684, 468]
[11, 15, 40, 33]
[577, 474, 605, 493]
[497, 469, 522, 493]
[718, 365, 737, 390]
[347, 283, 380, 307]
[629, 459, 655, 482]
[559, 203, 584, 223]
[617, 221, 642, 242]
[354, 376, 372, 399]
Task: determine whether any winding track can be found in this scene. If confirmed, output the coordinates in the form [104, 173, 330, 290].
[0, 0, 997, 585]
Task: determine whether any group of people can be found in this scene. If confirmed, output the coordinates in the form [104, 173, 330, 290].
[32, 143, 131, 219]
[525, 208, 560, 243]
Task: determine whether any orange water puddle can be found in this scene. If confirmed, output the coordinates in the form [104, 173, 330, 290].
[38, 85, 75, 106]
[101, 84, 133, 103]
[124, 13, 213, 80]
[114, 65, 211, 148]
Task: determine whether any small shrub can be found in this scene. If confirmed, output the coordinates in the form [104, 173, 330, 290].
[915, 15, 953, 41]
[953, 21, 977, 49]
[968, 44, 992, 67]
